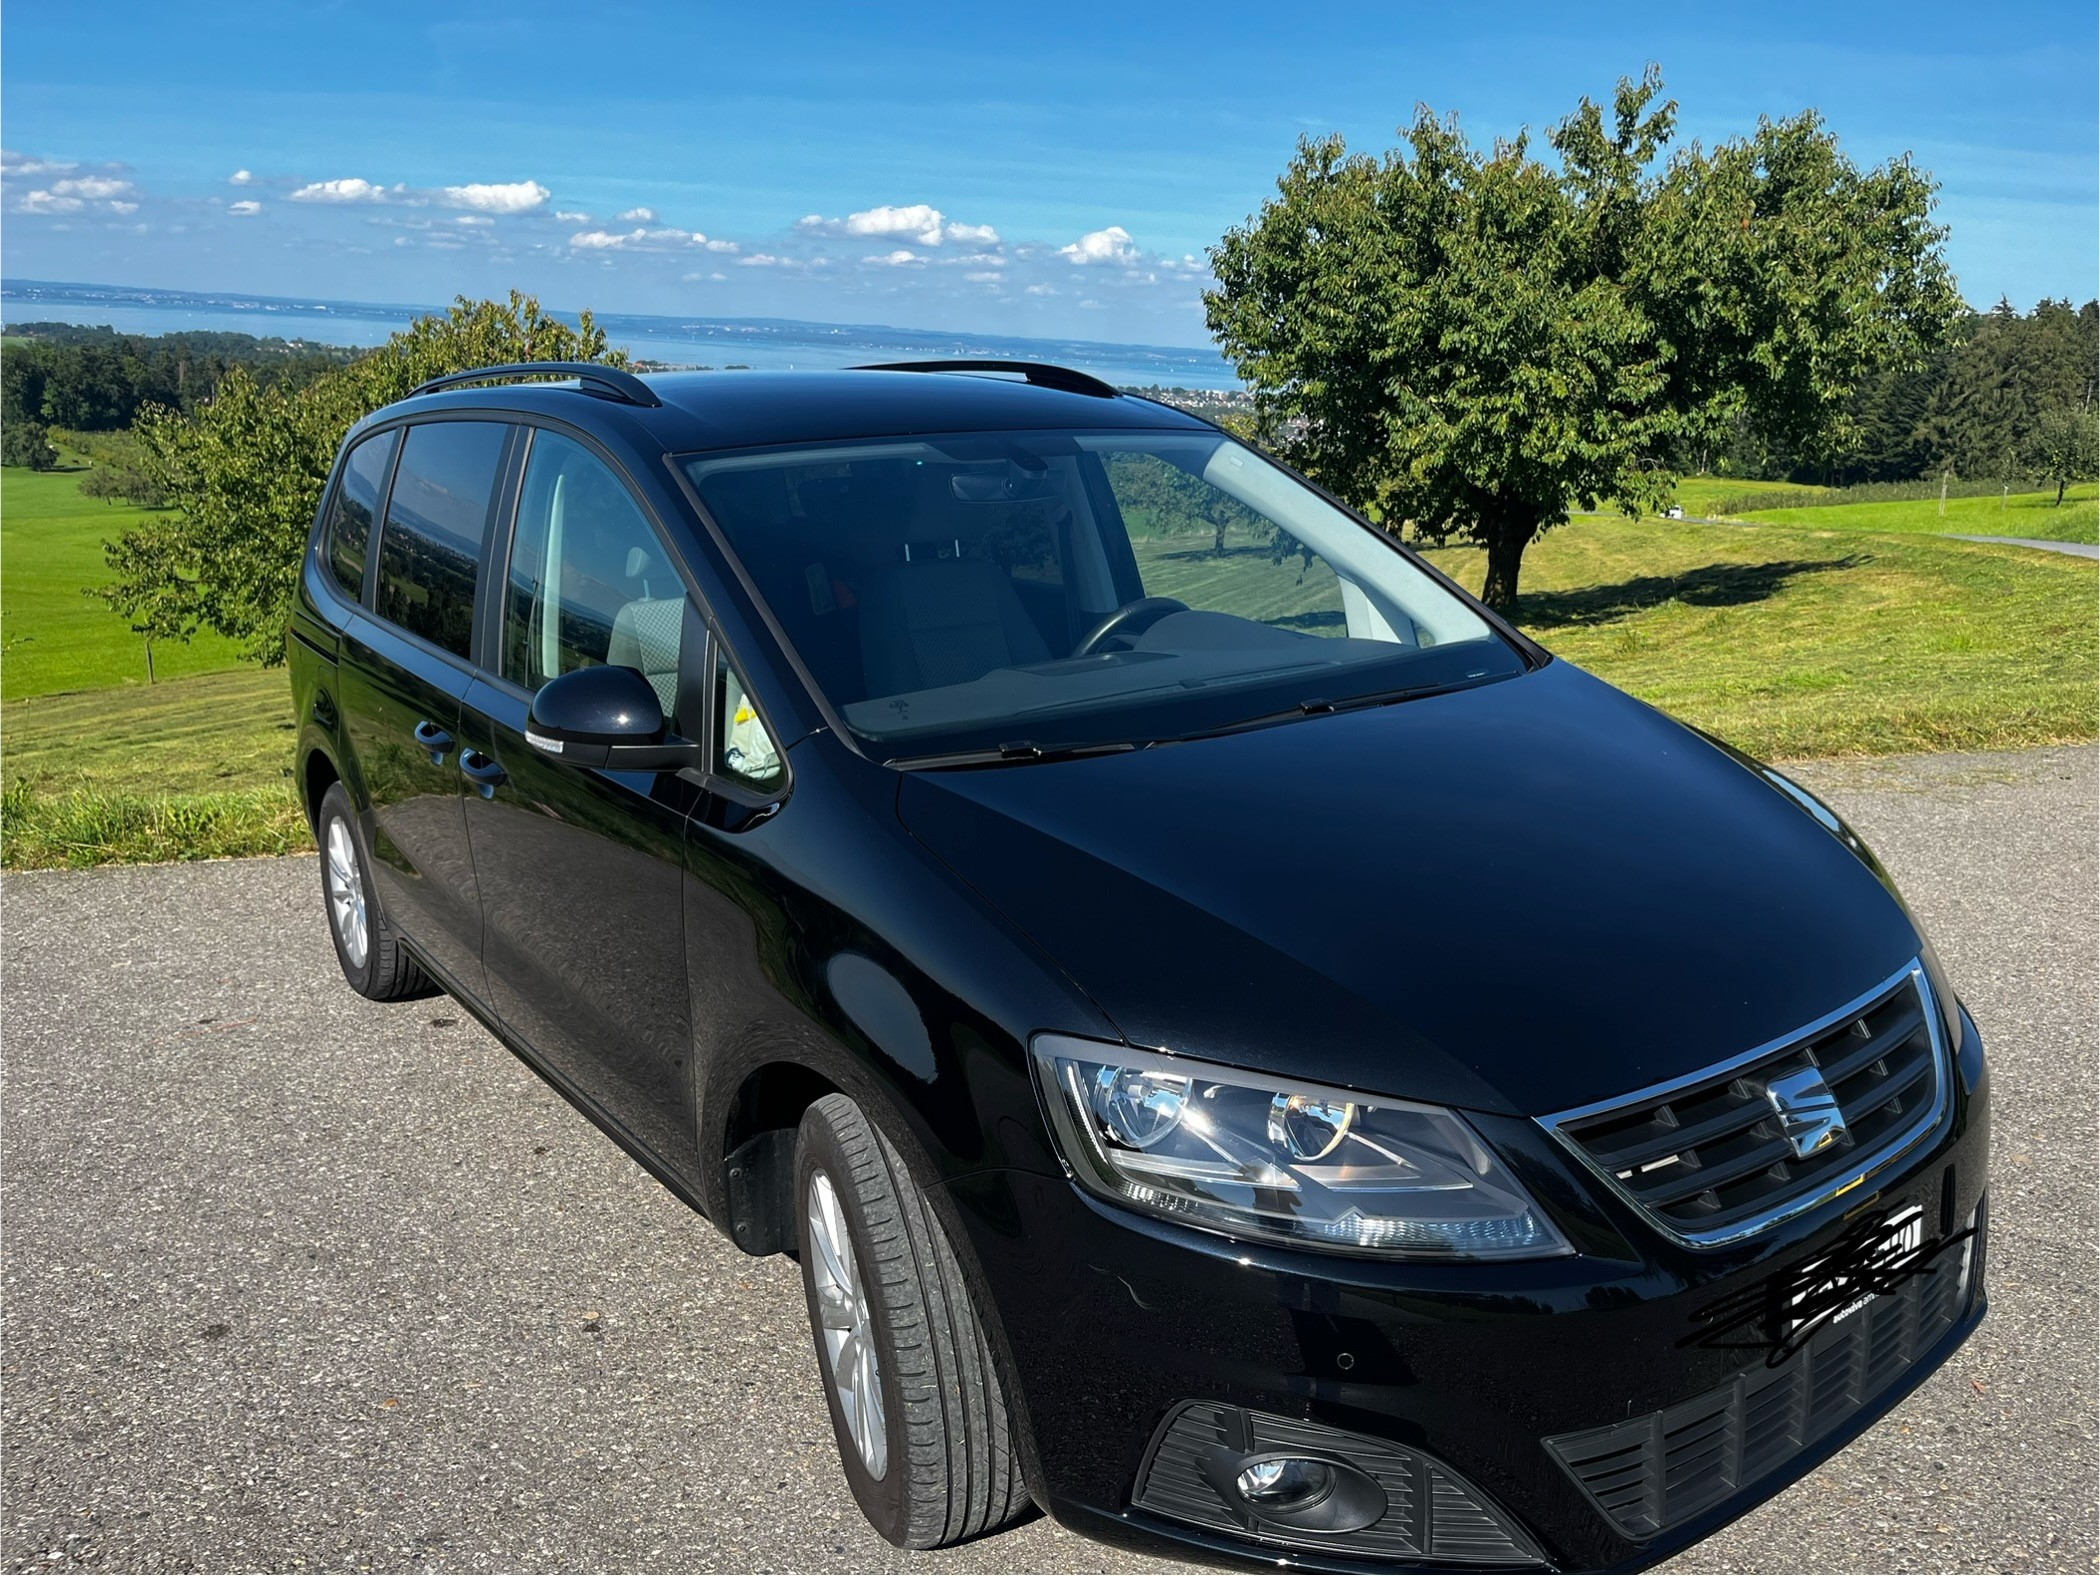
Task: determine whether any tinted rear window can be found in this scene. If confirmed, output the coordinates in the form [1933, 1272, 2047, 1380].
[375, 421, 508, 657]
[324, 429, 396, 601]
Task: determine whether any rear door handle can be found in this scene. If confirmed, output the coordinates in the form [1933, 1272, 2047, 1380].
[413, 720, 454, 763]
[459, 750, 507, 798]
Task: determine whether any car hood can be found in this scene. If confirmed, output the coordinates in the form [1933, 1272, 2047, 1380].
[897, 660, 1920, 1116]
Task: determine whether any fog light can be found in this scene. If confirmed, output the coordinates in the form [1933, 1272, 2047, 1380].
[1235, 1456, 1335, 1511]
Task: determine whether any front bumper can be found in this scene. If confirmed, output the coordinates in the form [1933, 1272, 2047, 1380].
[942, 1013, 1990, 1572]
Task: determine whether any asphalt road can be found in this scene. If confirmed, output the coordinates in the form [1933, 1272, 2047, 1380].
[3, 744, 2094, 1574]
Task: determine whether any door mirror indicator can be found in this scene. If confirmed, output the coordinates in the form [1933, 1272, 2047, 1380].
[526, 665, 705, 771]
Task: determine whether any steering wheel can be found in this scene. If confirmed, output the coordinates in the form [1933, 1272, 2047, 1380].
[1072, 597, 1190, 657]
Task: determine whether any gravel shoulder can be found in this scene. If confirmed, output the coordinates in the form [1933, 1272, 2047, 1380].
[3, 745, 2093, 1573]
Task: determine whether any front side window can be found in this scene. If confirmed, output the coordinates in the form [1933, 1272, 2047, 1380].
[323, 428, 397, 601]
[716, 648, 783, 789]
[503, 430, 682, 721]
[375, 421, 508, 657]
[684, 429, 1515, 761]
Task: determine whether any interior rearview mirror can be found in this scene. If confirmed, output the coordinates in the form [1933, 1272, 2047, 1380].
[525, 665, 704, 771]
[950, 457, 1055, 502]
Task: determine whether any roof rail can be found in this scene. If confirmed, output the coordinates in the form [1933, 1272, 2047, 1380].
[410, 361, 662, 408]
[850, 359, 1120, 399]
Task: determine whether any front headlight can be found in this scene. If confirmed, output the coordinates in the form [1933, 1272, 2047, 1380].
[1029, 1036, 1571, 1261]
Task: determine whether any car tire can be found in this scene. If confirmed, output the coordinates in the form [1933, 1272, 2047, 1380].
[793, 1092, 1034, 1549]
[315, 782, 432, 1001]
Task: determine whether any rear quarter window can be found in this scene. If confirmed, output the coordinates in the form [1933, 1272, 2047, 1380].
[374, 421, 509, 658]
[322, 429, 397, 602]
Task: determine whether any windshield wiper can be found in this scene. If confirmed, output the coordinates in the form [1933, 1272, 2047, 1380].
[890, 738, 1145, 770]
[1163, 675, 1486, 747]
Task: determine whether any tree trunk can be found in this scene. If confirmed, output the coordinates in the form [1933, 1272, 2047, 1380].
[1480, 525, 1529, 613]
[2057, 478, 2068, 505]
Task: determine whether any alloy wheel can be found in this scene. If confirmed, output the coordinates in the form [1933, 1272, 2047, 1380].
[325, 816, 369, 969]
[807, 1168, 887, 1478]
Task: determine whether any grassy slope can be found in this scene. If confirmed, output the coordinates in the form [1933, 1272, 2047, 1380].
[0, 667, 304, 869]
[1740, 483, 2098, 544]
[1422, 520, 2097, 759]
[0, 461, 248, 699]
[1670, 476, 1830, 516]
[1143, 518, 2096, 761]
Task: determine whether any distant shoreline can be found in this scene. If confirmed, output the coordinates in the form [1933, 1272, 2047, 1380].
[0, 278, 1242, 391]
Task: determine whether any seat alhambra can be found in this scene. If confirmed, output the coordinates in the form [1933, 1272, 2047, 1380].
[290, 359, 1988, 1571]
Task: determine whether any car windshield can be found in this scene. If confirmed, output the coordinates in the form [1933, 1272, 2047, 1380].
[682, 428, 1521, 762]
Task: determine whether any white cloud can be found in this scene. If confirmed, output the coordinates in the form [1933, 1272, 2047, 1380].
[107, 200, 139, 215]
[229, 169, 253, 185]
[17, 191, 84, 214]
[1024, 283, 1057, 296]
[941, 251, 1005, 267]
[228, 199, 262, 216]
[739, 252, 781, 267]
[394, 235, 413, 247]
[554, 209, 590, 223]
[51, 175, 135, 200]
[964, 271, 1004, 283]
[440, 179, 549, 214]
[291, 177, 387, 203]
[617, 205, 656, 222]
[848, 204, 945, 244]
[1060, 225, 1138, 266]
[568, 224, 720, 252]
[2, 151, 79, 178]
[801, 203, 999, 247]
[455, 214, 493, 226]
[864, 248, 923, 267]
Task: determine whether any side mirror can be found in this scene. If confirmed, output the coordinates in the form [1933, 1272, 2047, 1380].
[525, 665, 704, 770]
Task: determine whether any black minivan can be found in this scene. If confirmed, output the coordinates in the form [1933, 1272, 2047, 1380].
[290, 360, 1988, 1572]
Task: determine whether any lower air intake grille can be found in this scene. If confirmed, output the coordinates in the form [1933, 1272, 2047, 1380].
[1133, 1401, 1544, 1566]
[1545, 1206, 1980, 1541]
[1547, 965, 1949, 1245]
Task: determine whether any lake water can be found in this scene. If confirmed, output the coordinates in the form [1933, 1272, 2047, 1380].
[0, 279, 1241, 391]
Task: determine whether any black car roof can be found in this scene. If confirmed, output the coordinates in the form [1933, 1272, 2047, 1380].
[377, 366, 1213, 454]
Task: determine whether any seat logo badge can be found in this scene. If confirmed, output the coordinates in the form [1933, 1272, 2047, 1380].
[1763, 1066, 1848, 1159]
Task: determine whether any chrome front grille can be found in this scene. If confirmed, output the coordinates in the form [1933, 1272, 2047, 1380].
[1542, 962, 1950, 1247]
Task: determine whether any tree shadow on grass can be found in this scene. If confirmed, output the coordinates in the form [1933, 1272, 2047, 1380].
[1154, 542, 1275, 563]
[1516, 556, 1869, 630]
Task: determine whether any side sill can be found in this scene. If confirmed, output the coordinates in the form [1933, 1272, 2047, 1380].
[392, 936, 719, 1228]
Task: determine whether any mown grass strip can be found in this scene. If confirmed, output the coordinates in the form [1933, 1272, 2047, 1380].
[0, 778, 307, 870]
[1739, 483, 2098, 545]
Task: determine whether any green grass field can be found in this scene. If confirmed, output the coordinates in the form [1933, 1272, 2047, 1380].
[1669, 476, 1831, 517]
[1140, 518, 2096, 761]
[1, 461, 249, 699]
[0, 667, 305, 869]
[1739, 483, 2098, 544]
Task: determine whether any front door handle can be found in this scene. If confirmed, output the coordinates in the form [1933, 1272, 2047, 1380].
[413, 720, 455, 764]
[459, 750, 507, 799]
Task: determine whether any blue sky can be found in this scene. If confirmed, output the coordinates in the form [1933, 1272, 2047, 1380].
[4, 0, 2094, 346]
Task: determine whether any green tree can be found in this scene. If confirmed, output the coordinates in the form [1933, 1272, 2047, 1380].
[2, 418, 59, 470]
[96, 292, 623, 663]
[1205, 68, 1962, 608]
[2024, 406, 2098, 505]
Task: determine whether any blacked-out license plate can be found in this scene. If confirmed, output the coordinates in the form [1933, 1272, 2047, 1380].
[1780, 1203, 1926, 1338]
